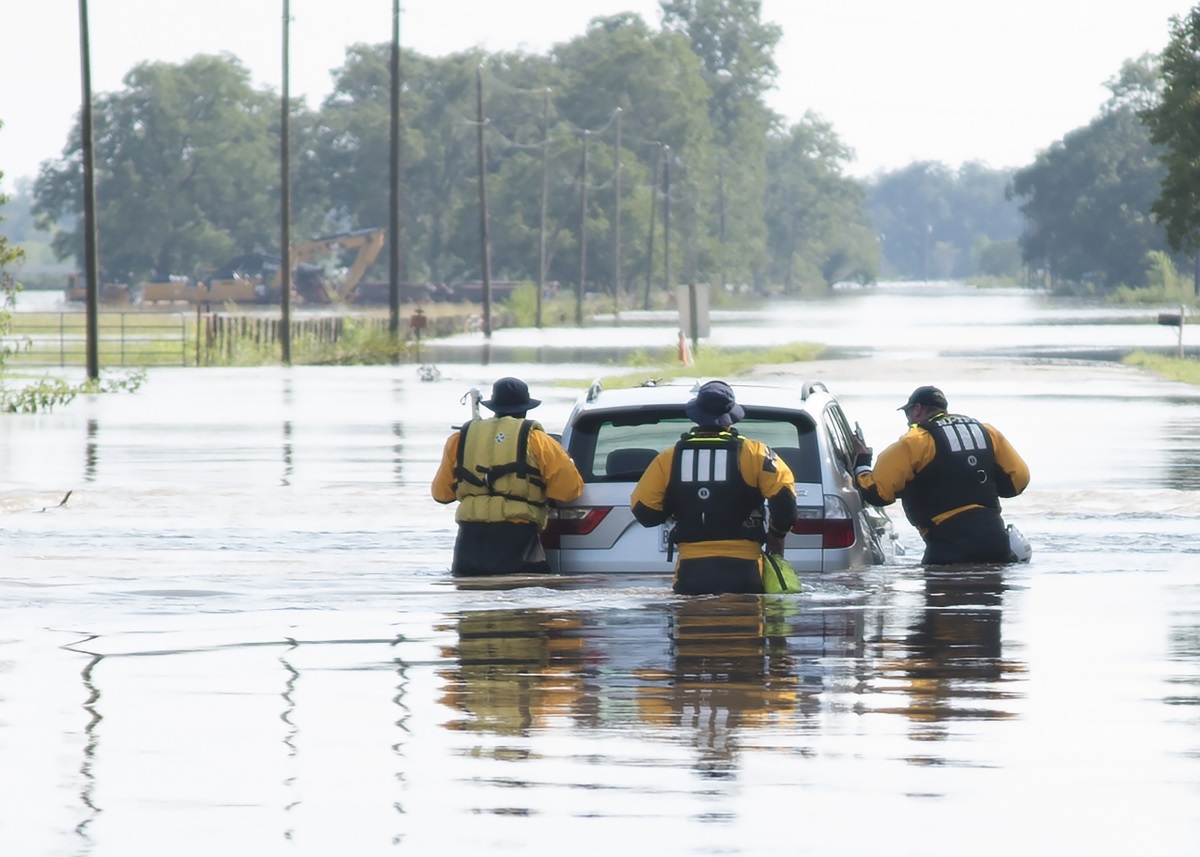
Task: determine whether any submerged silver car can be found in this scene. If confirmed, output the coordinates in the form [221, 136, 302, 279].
[542, 377, 897, 575]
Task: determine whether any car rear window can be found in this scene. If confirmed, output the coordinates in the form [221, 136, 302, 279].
[568, 409, 820, 483]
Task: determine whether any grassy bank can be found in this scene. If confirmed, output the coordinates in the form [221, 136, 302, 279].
[570, 340, 826, 390]
[1123, 351, 1200, 384]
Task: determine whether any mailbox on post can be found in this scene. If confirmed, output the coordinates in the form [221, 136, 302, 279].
[1156, 306, 1186, 358]
[410, 308, 429, 363]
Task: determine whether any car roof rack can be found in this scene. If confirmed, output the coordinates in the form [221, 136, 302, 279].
[585, 378, 604, 403]
[800, 380, 828, 400]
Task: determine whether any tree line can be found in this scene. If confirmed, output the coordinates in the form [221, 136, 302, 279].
[12, 1, 1200, 300]
[25, 3, 878, 302]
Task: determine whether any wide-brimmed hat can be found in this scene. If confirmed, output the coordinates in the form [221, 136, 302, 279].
[481, 377, 541, 415]
[899, 385, 948, 411]
[685, 380, 745, 427]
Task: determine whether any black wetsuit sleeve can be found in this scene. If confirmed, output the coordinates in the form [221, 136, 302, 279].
[633, 501, 669, 528]
[630, 449, 673, 528]
[766, 487, 797, 536]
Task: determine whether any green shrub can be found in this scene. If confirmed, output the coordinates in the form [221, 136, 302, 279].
[1110, 252, 1197, 306]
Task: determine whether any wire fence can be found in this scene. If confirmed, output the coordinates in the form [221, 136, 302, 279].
[1, 309, 476, 369]
[2, 312, 192, 368]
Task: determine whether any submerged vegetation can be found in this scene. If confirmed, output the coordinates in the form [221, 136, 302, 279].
[0, 370, 145, 413]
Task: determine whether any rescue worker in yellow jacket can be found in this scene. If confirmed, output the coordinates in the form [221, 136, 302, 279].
[853, 385, 1030, 565]
[432, 377, 583, 576]
[630, 380, 797, 595]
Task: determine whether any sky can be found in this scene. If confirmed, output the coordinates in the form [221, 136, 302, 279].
[1, 0, 1196, 194]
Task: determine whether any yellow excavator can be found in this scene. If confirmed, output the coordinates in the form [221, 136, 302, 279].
[278, 227, 387, 304]
[140, 227, 388, 305]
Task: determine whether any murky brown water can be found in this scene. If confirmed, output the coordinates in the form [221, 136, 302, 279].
[2, 284, 1199, 855]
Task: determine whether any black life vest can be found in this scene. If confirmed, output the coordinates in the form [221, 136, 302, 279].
[902, 413, 1001, 529]
[664, 429, 765, 551]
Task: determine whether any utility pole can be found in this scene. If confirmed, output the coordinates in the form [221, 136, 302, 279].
[475, 65, 492, 338]
[613, 108, 622, 317]
[537, 88, 550, 329]
[643, 144, 662, 311]
[577, 131, 589, 327]
[717, 156, 727, 295]
[279, 0, 292, 364]
[388, 0, 402, 338]
[663, 145, 671, 312]
[77, 0, 99, 380]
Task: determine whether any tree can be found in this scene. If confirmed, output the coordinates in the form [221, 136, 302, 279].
[867, 161, 1023, 281]
[0, 178, 41, 243]
[867, 162, 954, 280]
[1, 132, 26, 371]
[764, 114, 876, 290]
[33, 54, 281, 283]
[660, 0, 781, 289]
[549, 15, 714, 297]
[309, 17, 714, 297]
[1013, 55, 1173, 291]
[1141, 12, 1200, 269]
[972, 238, 1022, 278]
[24, 20, 884, 305]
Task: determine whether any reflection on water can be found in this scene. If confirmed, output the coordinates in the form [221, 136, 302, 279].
[431, 581, 1028, 781]
[76, 647, 102, 845]
[84, 418, 99, 483]
[650, 598, 804, 771]
[1165, 414, 1200, 491]
[437, 609, 593, 736]
[281, 419, 294, 486]
[876, 571, 1024, 744]
[1166, 594, 1200, 741]
[390, 421, 405, 486]
[3, 288, 1200, 853]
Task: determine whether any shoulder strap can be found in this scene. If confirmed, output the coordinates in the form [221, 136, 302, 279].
[451, 421, 477, 489]
[453, 418, 547, 499]
[480, 419, 546, 489]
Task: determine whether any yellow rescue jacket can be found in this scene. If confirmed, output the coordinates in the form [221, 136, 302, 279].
[452, 416, 548, 527]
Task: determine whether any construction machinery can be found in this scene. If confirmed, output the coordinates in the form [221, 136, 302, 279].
[136, 228, 387, 306]
[63, 273, 135, 305]
[288, 227, 386, 303]
[203, 227, 386, 305]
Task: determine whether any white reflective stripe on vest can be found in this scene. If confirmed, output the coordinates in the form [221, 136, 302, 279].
[712, 449, 728, 479]
[680, 449, 694, 480]
[942, 423, 986, 452]
[679, 448, 730, 482]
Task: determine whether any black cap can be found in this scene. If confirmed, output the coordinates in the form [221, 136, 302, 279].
[899, 385, 948, 411]
[481, 377, 541, 415]
[685, 380, 745, 427]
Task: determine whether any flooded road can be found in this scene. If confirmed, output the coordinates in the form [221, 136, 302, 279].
[2, 284, 1199, 855]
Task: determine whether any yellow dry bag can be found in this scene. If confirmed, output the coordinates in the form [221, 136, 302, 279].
[762, 552, 801, 594]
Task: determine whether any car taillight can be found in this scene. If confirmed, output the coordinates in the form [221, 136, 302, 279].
[790, 495, 856, 549]
[541, 507, 611, 548]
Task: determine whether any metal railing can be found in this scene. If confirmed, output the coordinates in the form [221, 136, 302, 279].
[2, 312, 191, 368]
[3, 308, 479, 369]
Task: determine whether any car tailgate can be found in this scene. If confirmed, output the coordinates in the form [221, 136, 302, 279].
[552, 482, 676, 574]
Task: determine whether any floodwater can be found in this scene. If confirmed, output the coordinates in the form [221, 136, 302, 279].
[2, 283, 1199, 856]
